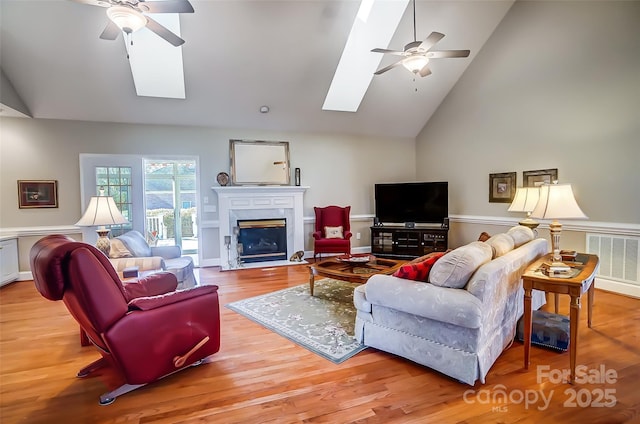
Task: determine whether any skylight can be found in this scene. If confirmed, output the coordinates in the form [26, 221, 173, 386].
[322, 0, 409, 112]
[126, 13, 186, 99]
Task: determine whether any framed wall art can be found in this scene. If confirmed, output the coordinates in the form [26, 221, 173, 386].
[523, 168, 558, 187]
[489, 172, 517, 203]
[17, 180, 58, 208]
[230, 139, 290, 185]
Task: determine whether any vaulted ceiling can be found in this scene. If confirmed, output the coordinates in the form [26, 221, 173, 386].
[0, 0, 514, 138]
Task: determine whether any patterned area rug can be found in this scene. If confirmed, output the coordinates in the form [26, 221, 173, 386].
[225, 278, 367, 364]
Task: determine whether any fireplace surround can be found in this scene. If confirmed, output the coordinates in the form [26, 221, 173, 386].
[212, 186, 308, 270]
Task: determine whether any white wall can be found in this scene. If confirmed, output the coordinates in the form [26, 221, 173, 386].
[416, 0, 639, 228]
[0, 117, 415, 269]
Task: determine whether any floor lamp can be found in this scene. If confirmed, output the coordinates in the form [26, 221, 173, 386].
[75, 189, 129, 256]
[530, 183, 587, 266]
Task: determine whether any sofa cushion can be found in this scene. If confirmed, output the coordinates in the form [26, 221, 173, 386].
[116, 231, 153, 257]
[428, 241, 493, 289]
[393, 251, 445, 282]
[109, 238, 132, 259]
[485, 233, 515, 258]
[324, 226, 343, 239]
[507, 225, 535, 247]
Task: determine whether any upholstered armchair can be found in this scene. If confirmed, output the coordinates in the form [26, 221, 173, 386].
[109, 230, 196, 287]
[312, 205, 352, 260]
[30, 235, 221, 405]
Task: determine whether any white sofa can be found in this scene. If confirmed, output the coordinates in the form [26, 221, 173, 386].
[354, 226, 548, 385]
[109, 230, 196, 287]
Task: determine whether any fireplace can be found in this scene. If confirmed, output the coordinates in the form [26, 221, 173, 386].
[212, 185, 308, 271]
[237, 219, 287, 263]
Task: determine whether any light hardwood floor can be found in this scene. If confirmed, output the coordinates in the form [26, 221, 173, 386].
[1, 264, 639, 423]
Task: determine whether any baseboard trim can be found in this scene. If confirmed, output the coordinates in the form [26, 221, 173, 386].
[595, 277, 640, 299]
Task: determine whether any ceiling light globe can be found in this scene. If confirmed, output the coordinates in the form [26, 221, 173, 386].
[106, 6, 147, 34]
[402, 55, 429, 73]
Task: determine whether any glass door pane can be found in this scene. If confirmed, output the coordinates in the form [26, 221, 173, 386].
[144, 159, 198, 259]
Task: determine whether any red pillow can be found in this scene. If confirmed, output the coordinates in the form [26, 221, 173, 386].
[393, 252, 446, 282]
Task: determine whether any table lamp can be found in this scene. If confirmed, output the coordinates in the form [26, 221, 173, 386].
[75, 189, 129, 256]
[530, 182, 587, 266]
[508, 187, 540, 229]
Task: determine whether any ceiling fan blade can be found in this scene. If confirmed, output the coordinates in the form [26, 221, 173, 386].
[99, 20, 121, 40]
[427, 50, 471, 59]
[145, 16, 185, 46]
[374, 60, 403, 75]
[418, 32, 445, 51]
[371, 48, 405, 57]
[418, 64, 432, 77]
[139, 0, 194, 14]
[70, 0, 111, 7]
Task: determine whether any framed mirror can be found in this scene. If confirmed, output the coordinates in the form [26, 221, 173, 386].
[230, 140, 291, 185]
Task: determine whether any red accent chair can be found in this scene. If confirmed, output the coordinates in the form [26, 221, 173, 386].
[29, 235, 221, 405]
[313, 205, 352, 261]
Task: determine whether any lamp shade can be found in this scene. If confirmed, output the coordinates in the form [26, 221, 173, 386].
[508, 187, 540, 213]
[530, 183, 588, 220]
[75, 196, 128, 227]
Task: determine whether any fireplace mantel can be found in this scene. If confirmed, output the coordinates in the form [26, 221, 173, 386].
[212, 186, 309, 270]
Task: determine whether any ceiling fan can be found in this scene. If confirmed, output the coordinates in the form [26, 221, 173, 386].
[71, 0, 194, 47]
[372, 0, 470, 77]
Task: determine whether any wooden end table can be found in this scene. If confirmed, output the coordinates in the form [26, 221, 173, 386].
[308, 254, 405, 296]
[522, 253, 599, 383]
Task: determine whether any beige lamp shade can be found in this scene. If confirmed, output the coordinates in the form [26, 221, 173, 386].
[76, 194, 128, 256]
[508, 187, 540, 213]
[530, 183, 587, 265]
[508, 186, 541, 229]
[530, 183, 587, 220]
[76, 196, 128, 227]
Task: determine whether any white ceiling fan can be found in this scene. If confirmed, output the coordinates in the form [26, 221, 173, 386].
[71, 0, 194, 47]
[372, 0, 470, 77]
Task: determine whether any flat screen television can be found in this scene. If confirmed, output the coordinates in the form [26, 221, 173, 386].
[375, 181, 448, 225]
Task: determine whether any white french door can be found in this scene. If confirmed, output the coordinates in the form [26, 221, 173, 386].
[79, 154, 199, 262]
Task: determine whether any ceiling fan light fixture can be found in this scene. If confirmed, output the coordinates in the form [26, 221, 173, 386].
[402, 55, 429, 74]
[106, 6, 147, 34]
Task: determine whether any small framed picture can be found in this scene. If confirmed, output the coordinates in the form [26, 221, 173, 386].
[489, 172, 517, 203]
[17, 180, 58, 208]
[523, 168, 558, 187]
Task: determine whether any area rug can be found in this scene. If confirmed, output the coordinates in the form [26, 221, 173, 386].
[225, 278, 367, 364]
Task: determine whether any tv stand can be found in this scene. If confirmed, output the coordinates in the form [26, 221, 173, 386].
[371, 226, 448, 260]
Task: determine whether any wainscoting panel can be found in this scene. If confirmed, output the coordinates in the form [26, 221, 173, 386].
[587, 233, 639, 298]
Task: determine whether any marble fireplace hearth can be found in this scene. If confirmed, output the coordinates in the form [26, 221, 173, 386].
[212, 186, 309, 271]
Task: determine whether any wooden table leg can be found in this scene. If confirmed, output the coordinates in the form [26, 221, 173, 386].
[309, 267, 315, 296]
[523, 286, 533, 370]
[588, 279, 595, 328]
[569, 294, 581, 384]
[554, 293, 559, 313]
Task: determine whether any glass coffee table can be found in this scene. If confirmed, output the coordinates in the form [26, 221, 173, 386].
[308, 254, 406, 296]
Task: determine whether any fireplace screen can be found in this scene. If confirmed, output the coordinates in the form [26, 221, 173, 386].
[237, 219, 287, 263]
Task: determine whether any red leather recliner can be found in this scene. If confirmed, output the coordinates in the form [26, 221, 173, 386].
[29, 235, 221, 405]
[312, 205, 352, 260]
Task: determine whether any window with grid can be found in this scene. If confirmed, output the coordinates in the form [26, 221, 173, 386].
[95, 166, 133, 237]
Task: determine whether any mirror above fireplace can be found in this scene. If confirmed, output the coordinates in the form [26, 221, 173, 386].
[230, 139, 290, 185]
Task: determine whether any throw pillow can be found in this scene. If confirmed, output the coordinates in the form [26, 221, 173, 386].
[507, 225, 535, 247]
[428, 241, 493, 289]
[478, 232, 491, 242]
[485, 233, 515, 258]
[109, 238, 132, 259]
[393, 252, 446, 282]
[324, 226, 344, 239]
